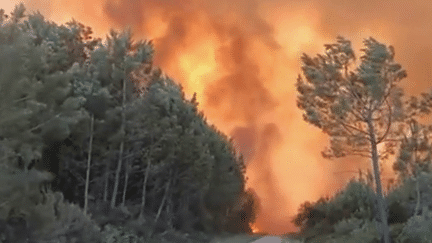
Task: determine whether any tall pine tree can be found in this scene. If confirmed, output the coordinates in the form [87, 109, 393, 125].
[296, 36, 432, 243]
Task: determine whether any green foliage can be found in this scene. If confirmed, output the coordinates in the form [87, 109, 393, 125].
[293, 170, 432, 242]
[295, 36, 432, 243]
[333, 217, 365, 235]
[40, 116, 72, 143]
[330, 220, 380, 243]
[0, 2, 251, 239]
[332, 179, 376, 220]
[224, 188, 260, 234]
[0, 167, 56, 216]
[88, 27, 154, 96]
[386, 171, 432, 223]
[124, 76, 215, 190]
[101, 224, 145, 243]
[0, 167, 102, 242]
[293, 199, 329, 232]
[0, 3, 102, 169]
[293, 179, 376, 234]
[296, 36, 409, 161]
[393, 120, 432, 181]
[396, 207, 432, 243]
[121, 74, 247, 233]
[387, 200, 409, 224]
[204, 126, 246, 200]
[124, 73, 246, 197]
[30, 192, 103, 243]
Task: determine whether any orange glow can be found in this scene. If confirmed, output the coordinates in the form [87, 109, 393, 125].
[175, 37, 219, 104]
[5, 0, 432, 235]
[251, 223, 259, 234]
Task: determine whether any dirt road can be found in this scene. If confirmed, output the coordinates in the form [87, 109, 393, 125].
[209, 234, 302, 243]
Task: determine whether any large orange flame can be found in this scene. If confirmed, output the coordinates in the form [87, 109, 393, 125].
[4, 0, 432, 235]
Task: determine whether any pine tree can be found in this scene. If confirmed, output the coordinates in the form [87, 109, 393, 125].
[296, 36, 432, 243]
[0, 3, 96, 175]
[392, 120, 432, 216]
[0, 3, 251, 237]
[70, 26, 154, 210]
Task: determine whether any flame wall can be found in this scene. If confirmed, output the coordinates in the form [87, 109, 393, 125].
[3, 0, 432, 235]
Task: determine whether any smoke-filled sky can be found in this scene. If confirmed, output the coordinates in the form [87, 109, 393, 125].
[3, 0, 432, 235]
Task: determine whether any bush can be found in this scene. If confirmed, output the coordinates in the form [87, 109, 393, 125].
[101, 224, 145, 243]
[326, 220, 380, 243]
[387, 201, 409, 224]
[396, 207, 432, 243]
[293, 200, 327, 231]
[331, 179, 375, 221]
[0, 168, 102, 243]
[293, 179, 376, 236]
[333, 217, 364, 235]
[30, 192, 103, 243]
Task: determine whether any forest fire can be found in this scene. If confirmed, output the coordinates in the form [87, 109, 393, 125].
[251, 223, 259, 234]
[3, 0, 432, 235]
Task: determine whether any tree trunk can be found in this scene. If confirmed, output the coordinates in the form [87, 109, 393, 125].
[165, 191, 173, 230]
[165, 169, 178, 230]
[110, 126, 124, 209]
[121, 156, 130, 207]
[83, 113, 94, 216]
[367, 118, 391, 243]
[414, 177, 421, 216]
[149, 172, 172, 238]
[103, 159, 109, 202]
[139, 146, 152, 220]
[139, 132, 158, 220]
[155, 173, 171, 223]
[111, 78, 127, 209]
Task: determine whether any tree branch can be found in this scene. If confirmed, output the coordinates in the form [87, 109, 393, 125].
[346, 80, 368, 112]
[332, 134, 370, 141]
[381, 138, 404, 143]
[28, 113, 62, 133]
[377, 99, 393, 144]
[350, 152, 372, 158]
[338, 119, 369, 136]
[350, 148, 371, 153]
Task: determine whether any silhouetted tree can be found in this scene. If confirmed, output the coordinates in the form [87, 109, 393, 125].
[296, 36, 432, 243]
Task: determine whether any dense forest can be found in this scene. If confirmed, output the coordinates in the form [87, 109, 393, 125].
[2, 3, 432, 243]
[0, 3, 259, 243]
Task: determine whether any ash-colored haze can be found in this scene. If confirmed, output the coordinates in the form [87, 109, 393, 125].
[3, 0, 432, 234]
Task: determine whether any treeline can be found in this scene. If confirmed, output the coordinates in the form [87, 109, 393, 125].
[0, 3, 259, 243]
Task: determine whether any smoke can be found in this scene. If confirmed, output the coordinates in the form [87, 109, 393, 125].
[4, 0, 432, 235]
[230, 126, 257, 163]
[103, 0, 294, 233]
[313, 0, 432, 95]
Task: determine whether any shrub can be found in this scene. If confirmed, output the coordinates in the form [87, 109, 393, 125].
[396, 207, 432, 243]
[387, 201, 409, 224]
[30, 192, 103, 243]
[345, 220, 380, 243]
[333, 217, 364, 235]
[293, 179, 376, 236]
[331, 179, 375, 221]
[101, 224, 145, 243]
